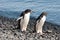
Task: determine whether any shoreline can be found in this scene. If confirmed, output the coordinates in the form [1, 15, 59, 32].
[0, 16, 60, 40]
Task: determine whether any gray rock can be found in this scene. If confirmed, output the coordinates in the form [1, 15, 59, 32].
[0, 16, 60, 40]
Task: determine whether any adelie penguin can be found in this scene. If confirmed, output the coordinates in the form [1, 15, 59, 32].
[16, 9, 32, 32]
[34, 12, 47, 35]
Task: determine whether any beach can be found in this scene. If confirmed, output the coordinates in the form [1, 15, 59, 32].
[0, 16, 60, 40]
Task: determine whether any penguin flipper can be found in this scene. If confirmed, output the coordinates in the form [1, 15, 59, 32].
[16, 16, 23, 21]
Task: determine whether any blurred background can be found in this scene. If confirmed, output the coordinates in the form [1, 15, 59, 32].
[0, 0, 60, 25]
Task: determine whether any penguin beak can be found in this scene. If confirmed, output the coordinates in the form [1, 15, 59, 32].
[16, 16, 23, 21]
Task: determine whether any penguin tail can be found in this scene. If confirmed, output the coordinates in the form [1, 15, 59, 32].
[16, 16, 23, 21]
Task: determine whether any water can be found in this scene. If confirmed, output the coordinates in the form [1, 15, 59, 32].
[0, 0, 60, 25]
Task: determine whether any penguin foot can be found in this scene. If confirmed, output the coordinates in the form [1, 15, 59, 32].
[21, 31, 26, 33]
[36, 31, 45, 35]
[21, 29, 26, 32]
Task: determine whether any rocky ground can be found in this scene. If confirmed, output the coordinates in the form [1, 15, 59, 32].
[0, 16, 60, 40]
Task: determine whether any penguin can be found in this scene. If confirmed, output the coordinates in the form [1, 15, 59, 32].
[34, 12, 47, 35]
[16, 9, 32, 32]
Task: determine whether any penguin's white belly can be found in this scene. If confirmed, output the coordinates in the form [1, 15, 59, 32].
[20, 13, 30, 31]
[23, 13, 30, 27]
[36, 16, 46, 33]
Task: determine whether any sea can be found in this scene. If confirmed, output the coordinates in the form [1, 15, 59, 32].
[0, 0, 60, 25]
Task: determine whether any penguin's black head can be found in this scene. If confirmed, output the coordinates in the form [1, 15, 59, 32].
[36, 12, 47, 21]
[24, 9, 32, 13]
[41, 12, 47, 16]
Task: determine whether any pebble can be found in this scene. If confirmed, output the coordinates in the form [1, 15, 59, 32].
[0, 16, 60, 40]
